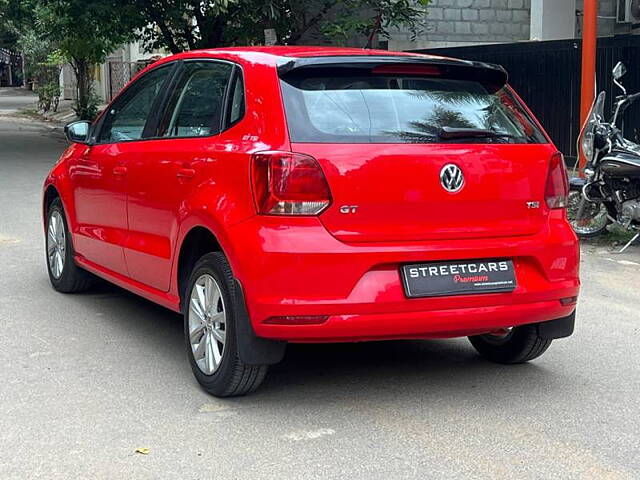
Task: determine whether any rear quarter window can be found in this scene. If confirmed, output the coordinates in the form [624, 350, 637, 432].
[280, 69, 546, 144]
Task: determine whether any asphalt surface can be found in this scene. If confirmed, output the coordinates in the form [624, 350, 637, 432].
[0, 110, 639, 479]
[0, 87, 38, 113]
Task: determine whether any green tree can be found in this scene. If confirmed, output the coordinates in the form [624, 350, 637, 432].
[132, 0, 431, 53]
[321, 0, 431, 47]
[33, 0, 142, 119]
[0, 0, 16, 48]
[0, 0, 31, 49]
[16, 30, 62, 108]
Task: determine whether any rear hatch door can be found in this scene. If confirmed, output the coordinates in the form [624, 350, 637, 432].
[279, 56, 552, 243]
[297, 143, 553, 242]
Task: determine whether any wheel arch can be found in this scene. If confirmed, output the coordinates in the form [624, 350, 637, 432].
[174, 223, 286, 366]
[43, 184, 61, 220]
[42, 159, 77, 234]
[176, 225, 223, 311]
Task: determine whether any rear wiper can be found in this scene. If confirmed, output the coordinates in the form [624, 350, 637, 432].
[438, 126, 515, 140]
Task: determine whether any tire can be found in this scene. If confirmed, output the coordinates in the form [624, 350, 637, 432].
[184, 252, 268, 397]
[468, 324, 552, 364]
[46, 198, 95, 293]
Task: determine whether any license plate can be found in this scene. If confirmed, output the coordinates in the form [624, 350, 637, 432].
[401, 259, 517, 298]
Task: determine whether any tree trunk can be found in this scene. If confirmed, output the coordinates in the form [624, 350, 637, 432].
[288, 1, 339, 44]
[197, 15, 225, 48]
[182, 23, 197, 50]
[365, 11, 383, 49]
[72, 57, 93, 120]
[147, 8, 182, 54]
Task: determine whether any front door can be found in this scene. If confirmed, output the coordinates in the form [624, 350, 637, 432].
[71, 63, 175, 276]
[69, 142, 129, 275]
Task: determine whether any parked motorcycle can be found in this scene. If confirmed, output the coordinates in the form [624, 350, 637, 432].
[568, 61, 640, 252]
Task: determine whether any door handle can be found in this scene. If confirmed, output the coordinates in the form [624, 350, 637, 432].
[176, 168, 196, 179]
[113, 166, 127, 176]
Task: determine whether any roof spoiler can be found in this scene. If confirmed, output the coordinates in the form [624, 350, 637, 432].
[277, 55, 508, 92]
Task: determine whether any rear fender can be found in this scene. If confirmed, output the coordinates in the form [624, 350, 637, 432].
[171, 215, 285, 366]
[171, 193, 285, 365]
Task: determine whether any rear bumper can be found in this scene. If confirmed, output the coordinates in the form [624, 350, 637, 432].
[227, 211, 580, 342]
[254, 301, 577, 343]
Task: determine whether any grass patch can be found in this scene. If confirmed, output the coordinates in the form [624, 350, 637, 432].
[605, 224, 636, 245]
[581, 223, 637, 247]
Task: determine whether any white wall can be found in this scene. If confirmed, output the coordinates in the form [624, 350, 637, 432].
[530, 0, 576, 40]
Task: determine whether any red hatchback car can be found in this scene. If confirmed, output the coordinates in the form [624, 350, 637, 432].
[43, 47, 579, 396]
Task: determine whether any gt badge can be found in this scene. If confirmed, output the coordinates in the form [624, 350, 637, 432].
[340, 205, 359, 214]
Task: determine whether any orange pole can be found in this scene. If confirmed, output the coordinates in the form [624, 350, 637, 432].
[579, 0, 598, 170]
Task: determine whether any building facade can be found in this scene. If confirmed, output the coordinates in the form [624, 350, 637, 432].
[60, 40, 163, 103]
[388, 0, 627, 51]
[58, 1, 637, 102]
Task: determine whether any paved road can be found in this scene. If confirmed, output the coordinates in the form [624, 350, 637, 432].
[0, 116, 639, 479]
[0, 87, 37, 113]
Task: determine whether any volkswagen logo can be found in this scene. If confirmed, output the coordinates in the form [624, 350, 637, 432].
[440, 164, 464, 193]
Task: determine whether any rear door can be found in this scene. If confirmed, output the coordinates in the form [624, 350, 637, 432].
[123, 60, 236, 291]
[279, 61, 555, 243]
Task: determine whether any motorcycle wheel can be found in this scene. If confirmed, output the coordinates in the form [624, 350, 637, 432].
[567, 190, 609, 238]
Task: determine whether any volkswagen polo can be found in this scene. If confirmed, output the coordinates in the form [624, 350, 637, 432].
[43, 47, 579, 396]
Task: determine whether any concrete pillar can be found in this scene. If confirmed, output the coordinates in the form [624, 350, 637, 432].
[530, 0, 577, 41]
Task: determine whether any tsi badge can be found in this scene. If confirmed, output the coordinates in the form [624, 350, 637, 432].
[527, 201, 540, 209]
[340, 205, 359, 214]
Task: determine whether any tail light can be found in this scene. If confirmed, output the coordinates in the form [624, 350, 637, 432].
[251, 151, 331, 215]
[545, 152, 569, 209]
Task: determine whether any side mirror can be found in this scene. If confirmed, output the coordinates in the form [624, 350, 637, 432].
[613, 61, 627, 80]
[64, 121, 91, 144]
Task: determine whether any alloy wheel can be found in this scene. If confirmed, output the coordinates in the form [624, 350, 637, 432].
[47, 211, 66, 279]
[188, 274, 227, 375]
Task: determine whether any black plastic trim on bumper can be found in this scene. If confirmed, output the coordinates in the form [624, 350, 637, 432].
[537, 310, 576, 339]
[233, 279, 286, 365]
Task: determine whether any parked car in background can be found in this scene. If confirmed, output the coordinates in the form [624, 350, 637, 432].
[43, 47, 579, 396]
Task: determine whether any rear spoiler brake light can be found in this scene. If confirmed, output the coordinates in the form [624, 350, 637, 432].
[277, 56, 508, 92]
[371, 65, 441, 76]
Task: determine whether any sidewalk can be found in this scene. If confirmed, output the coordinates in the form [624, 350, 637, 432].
[0, 86, 36, 96]
[41, 98, 77, 124]
[0, 87, 81, 126]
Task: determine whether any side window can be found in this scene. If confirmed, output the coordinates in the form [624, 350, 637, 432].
[160, 61, 233, 138]
[98, 65, 172, 143]
[228, 72, 245, 125]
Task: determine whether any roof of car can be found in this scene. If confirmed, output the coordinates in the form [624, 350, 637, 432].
[169, 45, 447, 61]
[141, 46, 507, 88]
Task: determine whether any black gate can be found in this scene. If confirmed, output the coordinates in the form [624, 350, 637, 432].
[415, 35, 640, 160]
[0, 48, 22, 87]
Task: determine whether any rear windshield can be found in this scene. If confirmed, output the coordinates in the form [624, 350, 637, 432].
[280, 70, 546, 144]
